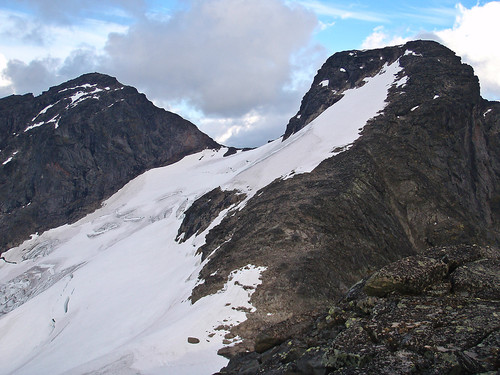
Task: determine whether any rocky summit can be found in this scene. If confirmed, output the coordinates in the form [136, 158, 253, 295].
[0, 73, 219, 253]
[0, 40, 498, 374]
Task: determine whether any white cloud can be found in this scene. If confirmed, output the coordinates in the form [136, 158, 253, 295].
[360, 26, 409, 49]
[435, 2, 500, 100]
[294, 0, 387, 22]
[103, 0, 320, 116]
[0, 9, 128, 63]
[359, 2, 500, 101]
[12, 0, 145, 24]
[199, 110, 289, 148]
[99, 0, 325, 146]
[318, 20, 335, 30]
[0, 53, 10, 87]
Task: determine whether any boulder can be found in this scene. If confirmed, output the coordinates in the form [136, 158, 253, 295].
[363, 255, 448, 296]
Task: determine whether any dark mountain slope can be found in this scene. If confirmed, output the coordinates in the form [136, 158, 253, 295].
[0, 73, 219, 253]
[185, 40, 500, 356]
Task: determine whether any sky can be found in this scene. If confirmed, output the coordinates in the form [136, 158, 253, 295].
[0, 0, 499, 147]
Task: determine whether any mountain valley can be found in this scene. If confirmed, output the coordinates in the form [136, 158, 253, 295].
[0, 40, 499, 374]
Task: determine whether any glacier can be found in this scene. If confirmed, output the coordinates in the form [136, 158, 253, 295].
[0, 60, 403, 374]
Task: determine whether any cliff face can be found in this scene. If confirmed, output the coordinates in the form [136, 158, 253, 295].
[0, 73, 219, 253]
[186, 41, 500, 354]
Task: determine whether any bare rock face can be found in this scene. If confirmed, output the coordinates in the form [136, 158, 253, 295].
[218, 245, 500, 374]
[0, 73, 219, 253]
[191, 40, 500, 358]
[176, 187, 246, 243]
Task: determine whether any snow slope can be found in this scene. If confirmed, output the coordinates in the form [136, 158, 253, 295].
[0, 60, 402, 374]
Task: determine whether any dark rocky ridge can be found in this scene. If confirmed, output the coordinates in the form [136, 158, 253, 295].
[218, 245, 500, 374]
[176, 187, 246, 243]
[185, 40, 500, 359]
[0, 73, 219, 253]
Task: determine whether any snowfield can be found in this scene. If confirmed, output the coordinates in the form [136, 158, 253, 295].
[0, 60, 403, 374]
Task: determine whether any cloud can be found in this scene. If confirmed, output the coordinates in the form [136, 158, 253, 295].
[295, 0, 387, 22]
[359, 2, 500, 101]
[397, 6, 460, 26]
[15, 0, 146, 24]
[0, 8, 127, 61]
[2, 58, 59, 95]
[103, 0, 321, 117]
[434, 2, 500, 100]
[100, 0, 326, 146]
[0, 0, 325, 147]
[0, 47, 102, 96]
[360, 26, 410, 49]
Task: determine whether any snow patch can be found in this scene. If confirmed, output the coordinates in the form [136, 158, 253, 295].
[404, 50, 423, 57]
[58, 83, 97, 93]
[433, 95, 440, 99]
[340, 68, 346, 72]
[483, 108, 492, 117]
[2, 156, 13, 165]
[24, 115, 60, 132]
[319, 80, 329, 87]
[24, 121, 45, 132]
[411, 105, 419, 111]
[31, 101, 59, 122]
[2, 150, 18, 165]
[67, 88, 104, 108]
[394, 75, 408, 88]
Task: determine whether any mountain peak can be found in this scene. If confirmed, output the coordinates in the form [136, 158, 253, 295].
[0, 73, 219, 252]
[55, 72, 120, 88]
[283, 40, 478, 139]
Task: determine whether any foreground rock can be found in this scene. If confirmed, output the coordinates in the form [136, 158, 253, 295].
[218, 245, 500, 374]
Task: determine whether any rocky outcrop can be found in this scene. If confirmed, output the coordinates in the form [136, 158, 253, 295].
[219, 245, 500, 374]
[190, 40, 500, 355]
[176, 187, 246, 242]
[363, 255, 448, 297]
[0, 73, 220, 253]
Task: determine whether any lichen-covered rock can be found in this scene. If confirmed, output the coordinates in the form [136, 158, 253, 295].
[218, 245, 500, 374]
[423, 244, 499, 270]
[363, 255, 448, 297]
[451, 258, 500, 299]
